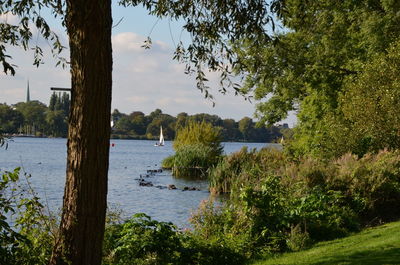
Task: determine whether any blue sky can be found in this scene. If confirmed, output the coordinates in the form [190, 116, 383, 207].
[1, 2, 296, 126]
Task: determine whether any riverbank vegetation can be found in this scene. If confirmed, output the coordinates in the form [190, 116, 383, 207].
[0, 168, 56, 265]
[194, 148, 400, 259]
[162, 121, 223, 178]
[2, 154, 399, 264]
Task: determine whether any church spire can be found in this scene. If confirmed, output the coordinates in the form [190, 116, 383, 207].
[26, 80, 30, 102]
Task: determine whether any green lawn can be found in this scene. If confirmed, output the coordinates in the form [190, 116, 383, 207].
[252, 221, 400, 265]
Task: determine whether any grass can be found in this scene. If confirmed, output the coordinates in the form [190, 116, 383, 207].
[252, 221, 400, 265]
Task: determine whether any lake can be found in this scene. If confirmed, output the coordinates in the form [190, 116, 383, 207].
[0, 137, 279, 228]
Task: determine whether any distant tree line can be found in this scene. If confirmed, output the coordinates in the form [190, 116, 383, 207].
[0, 95, 287, 142]
[111, 108, 286, 142]
[0, 92, 70, 137]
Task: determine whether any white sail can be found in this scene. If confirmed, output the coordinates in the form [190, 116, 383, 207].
[155, 126, 165, 146]
[159, 126, 165, 145]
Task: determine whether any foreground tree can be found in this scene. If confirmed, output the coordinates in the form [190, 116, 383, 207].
[49, 0, 112, 263]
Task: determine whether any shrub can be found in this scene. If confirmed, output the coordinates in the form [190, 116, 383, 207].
[190, 199, 253, 259]
[209, 147, 286, 194]
[164, 121, 223, 178]
[286, 224, 311, 252]
[173, 121, 223, 158]
[171, 143, 219, 178]
[0, 168, 56, 265]
[329, 150, 400, 223]
[288, 187, 359, 241]
[162, 143, 220, 178]
[103, 213, 182, 265]
[103, 213, 246, 265]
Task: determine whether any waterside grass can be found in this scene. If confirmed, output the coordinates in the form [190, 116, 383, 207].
[252, 220, 400, 265]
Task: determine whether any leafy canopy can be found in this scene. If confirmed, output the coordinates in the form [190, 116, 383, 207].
[0, 0, 66, 75]
[235, 0, 400, 157]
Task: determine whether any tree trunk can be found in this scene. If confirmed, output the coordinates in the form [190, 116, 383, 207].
[49, 0, 112, 264]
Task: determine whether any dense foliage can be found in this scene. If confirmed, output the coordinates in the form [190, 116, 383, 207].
[102, 213, 244, 265]
[324, 40, 400, 157]
[0, 93, 70, 137]
[237, 0, 400, 158]
[197, 148, 400, 257]
[173, 121, 223, 156]
[0, 168, 56, 265]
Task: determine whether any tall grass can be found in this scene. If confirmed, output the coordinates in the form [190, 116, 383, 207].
[209, 147, 286, 194]
[163, 121, 223, 178]
[169, 143, 220, 179]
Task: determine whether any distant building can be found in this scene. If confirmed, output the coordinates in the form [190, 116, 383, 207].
[26, 80, 31, 102]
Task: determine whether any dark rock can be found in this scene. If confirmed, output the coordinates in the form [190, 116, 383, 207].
[183, 186, 199, 191]
[139, 180, 153, 187]
[168, 184, 177, 190]
[146, 168, 163, 174]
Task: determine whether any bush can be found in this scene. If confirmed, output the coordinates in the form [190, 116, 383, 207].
[209, 147, 286, 194]
[329, 150, 400, 223]
[171, 143, 220, 178]
[286, 224, 311, 252]
[162, 143, 220, 178]
[103, 213, 245, 265]
[103, 213, 182, 265]
[163, 121, 223, 178]
[0, 168, 56, 265]
[173, 121, 223, 157]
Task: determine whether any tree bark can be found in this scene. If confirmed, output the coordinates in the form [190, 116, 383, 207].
[49, 0, 112, 264]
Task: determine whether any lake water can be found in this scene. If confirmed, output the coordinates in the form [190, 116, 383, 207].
[0, 137, 279, 228]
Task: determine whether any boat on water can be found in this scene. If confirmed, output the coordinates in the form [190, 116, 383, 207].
[155, 126, 165, 146]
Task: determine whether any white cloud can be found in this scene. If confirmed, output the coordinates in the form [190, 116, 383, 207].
[153, 40, 169, 52]
[112, 32, 170, 54]
[112, 32, 145, 53]
[129, 57, 160, 73]
[0, 12, 19, 25]
[126, 96, 150, 104]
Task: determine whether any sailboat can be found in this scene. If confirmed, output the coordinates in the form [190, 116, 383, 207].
[155, 126, 165, 146]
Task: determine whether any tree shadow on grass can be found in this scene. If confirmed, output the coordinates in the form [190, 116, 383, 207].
[310, 247, 400, 265]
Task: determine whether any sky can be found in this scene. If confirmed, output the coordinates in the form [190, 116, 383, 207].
[0, 2, 296, 127]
